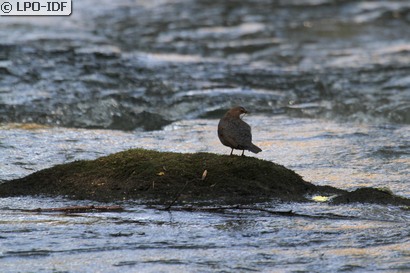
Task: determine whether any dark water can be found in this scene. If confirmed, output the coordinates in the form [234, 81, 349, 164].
[1, 0, 410, 272]
[1, 0, 409, 129]
[1, 197, 409, 273]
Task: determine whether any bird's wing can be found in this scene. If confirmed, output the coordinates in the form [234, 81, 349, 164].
[236, 120, 252, 146]
[225, 119, 252, 148]
[219, 124, 239, 148]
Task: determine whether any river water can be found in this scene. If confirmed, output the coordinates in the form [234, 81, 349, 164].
[1, 0, 410, 272]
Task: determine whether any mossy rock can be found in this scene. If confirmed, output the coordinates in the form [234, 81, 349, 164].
[331, 187, 410, 205]
[0, 149, 333, 203]
[0, 149, 409, 206]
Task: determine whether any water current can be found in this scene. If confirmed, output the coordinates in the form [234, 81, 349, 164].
[1, 0, 410, 272]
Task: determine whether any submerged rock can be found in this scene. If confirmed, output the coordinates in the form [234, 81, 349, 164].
[331, 187, 410, 206]
[0, 149, 409, 206]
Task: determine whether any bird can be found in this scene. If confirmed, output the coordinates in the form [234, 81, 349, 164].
[217, 106, 262, 156]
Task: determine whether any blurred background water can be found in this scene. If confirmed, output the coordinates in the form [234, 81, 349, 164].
[0, 0, 409, 272]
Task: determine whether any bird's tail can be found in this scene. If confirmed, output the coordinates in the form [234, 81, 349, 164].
[248, 144, 262, 154]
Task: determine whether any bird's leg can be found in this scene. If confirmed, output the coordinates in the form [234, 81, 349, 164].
[241, 150, 245, 157]
[230, 148, 234, 156]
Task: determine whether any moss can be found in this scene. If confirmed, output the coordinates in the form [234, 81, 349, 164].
[0, 149, 409, 206]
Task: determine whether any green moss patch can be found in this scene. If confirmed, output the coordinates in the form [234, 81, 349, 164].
[0, 149, 409, 206]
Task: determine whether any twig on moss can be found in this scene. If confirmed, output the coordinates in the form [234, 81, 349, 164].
[164, 178, 198, 210]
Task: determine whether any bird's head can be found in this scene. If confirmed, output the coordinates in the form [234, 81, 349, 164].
[226, 106, 248, 118]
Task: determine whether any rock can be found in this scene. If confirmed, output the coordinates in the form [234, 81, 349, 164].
[0, 149, 409, 206]
[331, 187, 410, 206]
[0, 149, 335, 203]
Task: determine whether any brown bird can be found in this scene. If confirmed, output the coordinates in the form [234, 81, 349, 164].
[218, 106, 262, 156]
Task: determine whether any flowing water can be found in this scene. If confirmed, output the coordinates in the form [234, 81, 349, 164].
[1, 0, 410, 272]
